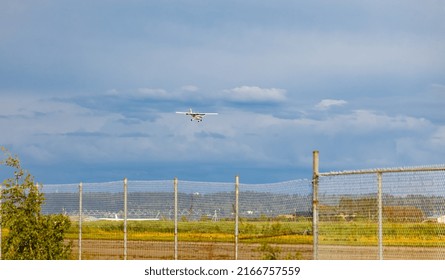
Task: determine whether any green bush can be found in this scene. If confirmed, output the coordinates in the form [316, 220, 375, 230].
[1, 147, 72, 259]
[256, 243, 281, 260]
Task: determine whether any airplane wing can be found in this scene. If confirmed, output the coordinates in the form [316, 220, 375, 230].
[176, 111, 218, 116]
[201, 112, 218, 115]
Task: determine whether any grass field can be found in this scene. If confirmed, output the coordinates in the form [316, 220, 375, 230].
[2, 220, 444, 259]
[319, 222, 445, 246]
[65, 220, 313, 244]
[63, 220, 445, 247]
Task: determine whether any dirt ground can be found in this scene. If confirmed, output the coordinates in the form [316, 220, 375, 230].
[68, 240, 444, 260]
[317, 245, 445, 260]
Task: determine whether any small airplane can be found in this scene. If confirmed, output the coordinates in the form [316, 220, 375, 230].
[176, 108, 218, 122]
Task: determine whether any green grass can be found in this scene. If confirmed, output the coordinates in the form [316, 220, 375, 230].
[64, 220, 312, 244]
[61, 220, 445, 247]
[318, 221, 445, 246]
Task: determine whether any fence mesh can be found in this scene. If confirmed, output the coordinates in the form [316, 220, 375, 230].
[238, 179, 312, 260]
[4, 164, 444, 260]
[127, 180, 174, 260]
[317, 173, 380, 259]
[382, 171, 445, 260]
[176, 180, 234, 260]
[82, 181, 124, 259]
[316, 167, 445, 260]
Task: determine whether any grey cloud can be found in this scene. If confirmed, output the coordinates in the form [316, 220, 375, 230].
[63, 131, 109, 138]
[221, 86, 287, 103]
[315, 99, 348, 110]
[118, 132, 152, 138]
[194, 131, 227, 140]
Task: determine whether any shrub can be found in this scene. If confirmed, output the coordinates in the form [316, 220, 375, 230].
[1, 147, 72, 259]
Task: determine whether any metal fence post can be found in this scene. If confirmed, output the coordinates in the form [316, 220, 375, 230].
[78, 182, 82, 260]
[312, 150, 319, 260]
[235, 175, 240, 260]
[123, 178, 128, 260]
[174, 177, 178, 260]
[377, 172, 383, 260]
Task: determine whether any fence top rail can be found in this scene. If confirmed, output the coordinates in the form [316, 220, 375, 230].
[319, 164, 445, 177]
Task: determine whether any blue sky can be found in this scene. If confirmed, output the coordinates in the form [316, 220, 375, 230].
[1, 0, 444, 184]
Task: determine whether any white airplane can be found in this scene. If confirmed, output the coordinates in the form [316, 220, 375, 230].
[176, 108, 218, 122]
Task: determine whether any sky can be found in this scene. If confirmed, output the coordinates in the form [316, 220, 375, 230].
[1, 0, 444, 184]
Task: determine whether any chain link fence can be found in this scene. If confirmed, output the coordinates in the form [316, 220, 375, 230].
[33, 177, 312, 260]
[312, 151, 445, 260]
[238, 180, 312, 260]
[2, 151, 444, 260]
[175, 180, 235, 260]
